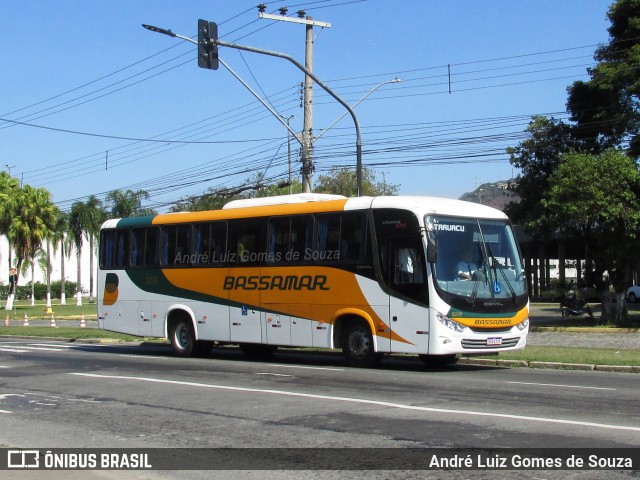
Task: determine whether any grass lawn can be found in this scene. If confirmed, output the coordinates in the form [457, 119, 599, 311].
[472, 346, 640, 366]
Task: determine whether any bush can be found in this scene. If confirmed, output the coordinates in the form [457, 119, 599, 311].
[2, 281, 78, 301]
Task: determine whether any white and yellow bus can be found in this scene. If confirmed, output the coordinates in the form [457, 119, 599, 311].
[97, 193, 529, 367]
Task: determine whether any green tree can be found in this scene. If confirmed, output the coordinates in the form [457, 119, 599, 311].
[314, 167, 399, 197]
[567, 0, 640, 156]
[5, 185, 57, 310]
[543, 149, 640, 324]
[506, 116, 581, 233]
[106, 189, 156, 218]
[68, 196, 104, 306]
[0, 172, 20, 289]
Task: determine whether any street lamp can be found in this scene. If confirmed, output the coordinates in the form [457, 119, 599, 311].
[314, 78, 401, 196]
[315, 78, 402, 142]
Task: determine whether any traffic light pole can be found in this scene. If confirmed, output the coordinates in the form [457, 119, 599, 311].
[143, 22, 364, 196]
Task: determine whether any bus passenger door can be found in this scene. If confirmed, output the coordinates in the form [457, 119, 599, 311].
[388, 240, 430, 354]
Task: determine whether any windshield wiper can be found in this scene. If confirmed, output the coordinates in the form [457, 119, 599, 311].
[487, 244, 517, 304]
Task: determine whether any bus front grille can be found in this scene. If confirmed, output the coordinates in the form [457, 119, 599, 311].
[461, 337, 520, 349]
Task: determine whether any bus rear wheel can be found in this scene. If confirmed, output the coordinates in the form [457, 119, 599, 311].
[170, 317, 196, 357]
[342, 320, 381, 368]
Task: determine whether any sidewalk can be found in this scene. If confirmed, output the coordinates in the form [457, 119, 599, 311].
[528, 303, 640, 350]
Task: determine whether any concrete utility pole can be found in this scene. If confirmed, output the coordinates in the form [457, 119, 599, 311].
[258, 8, 331, 193]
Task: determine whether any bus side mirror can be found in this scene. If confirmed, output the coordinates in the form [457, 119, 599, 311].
[426, 232, 437, 263]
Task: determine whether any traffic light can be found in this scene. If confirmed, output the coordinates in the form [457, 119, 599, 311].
[198, 19, 219, 70]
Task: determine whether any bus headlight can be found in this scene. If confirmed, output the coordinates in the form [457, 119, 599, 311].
[516, 319, 529, 331]
[436, 312, 465, 333]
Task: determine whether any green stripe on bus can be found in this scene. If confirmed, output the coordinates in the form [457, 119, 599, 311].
[116, 216, 156, 228]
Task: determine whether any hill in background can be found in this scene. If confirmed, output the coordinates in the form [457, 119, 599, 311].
[459, 180, 519, 211]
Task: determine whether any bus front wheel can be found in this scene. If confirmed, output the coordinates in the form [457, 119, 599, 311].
[341, 320, 381, 368]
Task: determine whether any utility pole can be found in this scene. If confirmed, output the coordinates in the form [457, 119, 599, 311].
[258, 7, 331, 193]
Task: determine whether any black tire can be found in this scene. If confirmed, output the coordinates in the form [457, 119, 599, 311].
[341, 320, 381, 368]
[239, 343, 278, 360]
[628, 292, 637, 303]
[170, 317, 196, 357]
[419, 354, 458, 368]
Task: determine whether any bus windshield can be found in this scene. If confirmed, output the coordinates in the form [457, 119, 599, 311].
[426, 215, 526, 303]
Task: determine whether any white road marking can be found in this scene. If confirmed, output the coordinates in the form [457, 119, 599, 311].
[0, 409, 12, 414]
[70, 372, 640, 433]
[18, 346, 67, 352]
[0, 366, 10, 368]
[256, 373, 294, 377]
[507, 381, 616, 391]
[28, 343, 77, 348]
[267, 364, 344, 372]
[0, 348, 28, 353]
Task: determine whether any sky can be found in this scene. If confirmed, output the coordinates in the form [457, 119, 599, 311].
[0, 0, 614, 213]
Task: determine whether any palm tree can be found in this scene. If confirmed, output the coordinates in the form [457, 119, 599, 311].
[0, 172, 20, 308]
[84, 196, 105, 303]
[35, 247, 51, 309]
[51, 210, 69, 305]
[106, 189, 155, 218]
[68, 196, 104, 306]
[6, 185, 56, 310]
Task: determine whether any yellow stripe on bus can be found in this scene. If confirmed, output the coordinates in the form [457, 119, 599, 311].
[151, 199, 350, 224]
[161, 265, 412, 345]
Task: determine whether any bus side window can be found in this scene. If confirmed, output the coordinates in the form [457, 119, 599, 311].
[100, 230, 116, 268]
[194, 222, 227, 266]
[268, 217, 289, 262]
[316, 214, 340, 261]
[161, 225, 193, 266]
[341, 212, 366, 261]
[229, 219, 265, 264]
[131, 227, 159, 267]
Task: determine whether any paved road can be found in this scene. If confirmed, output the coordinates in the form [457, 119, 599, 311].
[0, 337, 638, 480]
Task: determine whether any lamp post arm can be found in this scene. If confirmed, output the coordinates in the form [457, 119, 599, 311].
[215, 39, 364, 196]
[315, 78, 401, 142]
[219, 58, 302, 144]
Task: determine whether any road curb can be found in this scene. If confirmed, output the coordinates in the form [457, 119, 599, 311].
[460, 356, 638, 373]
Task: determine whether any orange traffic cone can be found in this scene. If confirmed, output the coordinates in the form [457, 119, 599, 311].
[50, 314, 56, 327]
[23, 314, 29, 326]
[4, 314, 8, 327]
[80, 314, 86, 328]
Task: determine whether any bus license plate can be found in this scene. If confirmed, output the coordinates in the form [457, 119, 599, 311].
[487, 337, 502, 346]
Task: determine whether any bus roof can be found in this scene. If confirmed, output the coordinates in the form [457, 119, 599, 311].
[223, 193, 347, 209]
[101, 195, 508, 230]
